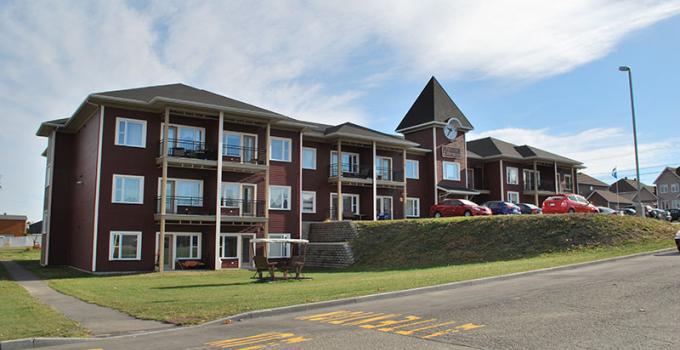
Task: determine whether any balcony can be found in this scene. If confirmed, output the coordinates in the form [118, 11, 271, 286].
[220, 198, 267, 224]
[523, 180, 558, 195]
[157, 139, 268, 173]
[155, 196, 215, 224]
[221, 145, 267, 173]
[329, 163, 405, 188]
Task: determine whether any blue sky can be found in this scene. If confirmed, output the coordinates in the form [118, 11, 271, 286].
[1, 0, 680, 221]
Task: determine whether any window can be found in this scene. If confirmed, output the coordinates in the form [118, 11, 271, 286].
[406, 198, 420, 217]
[175, 233, 201, 259]
[269, 186, 291, 210]
[376, 196, 393, 218]
[331, 193, 360, 216]
[219, 235, 238, 259]
[302, 147, 317, 170]
[376, 157, 393, 181]
[405, 160, 419, 179]
[660, 184, 668, 193]
[268, 233, 291, 258]
[673, 200, 680, 209]
[672, 184, 679, 193]
[221, 183, 240, 208]
[223, 132, 242, 157]
[112, 175, 144, 204]
[331, 151, 359, 175]
[523, 169, 541, 191]
[302, 191, 316, 213]
[175, 179, 202, 207]
[270, 137, 291, 162]
[109, 231, 141, 260]
[115, 118, 146, 148]
[443, 162, 461, 181]
[563, 174, 573, 190]
[223, 132, 258, 162]
[506, 167, 519, 185]
[507, 191, 520, 204]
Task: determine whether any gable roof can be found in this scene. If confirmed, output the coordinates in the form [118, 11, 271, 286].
[616, 186, 658, 202]
[324, 122, 418, 147]
[0, 215, 27, 221]
[653, 167, 680, 184]
[577, 173, 609, 187]
[587, 190, 633, 205]
[610, 178, 654, 193]
[466, 137, 582, 166]
[396, 77, 473, 132]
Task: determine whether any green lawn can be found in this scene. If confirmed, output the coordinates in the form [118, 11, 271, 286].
[14, 240, 673, 326]
[0, 251, 87, 341]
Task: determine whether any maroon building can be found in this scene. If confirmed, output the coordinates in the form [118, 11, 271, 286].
[37, 77, 583, 273]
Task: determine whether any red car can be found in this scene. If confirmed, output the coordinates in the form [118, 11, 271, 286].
[430, 199, 492, 217]
[541, 194, 599, 214]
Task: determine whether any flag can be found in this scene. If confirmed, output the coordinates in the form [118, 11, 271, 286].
[611, 167, 618, 179]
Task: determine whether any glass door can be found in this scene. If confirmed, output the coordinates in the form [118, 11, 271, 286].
[241, 235, 255, 268]
[165, 180, 177, 214]
[241, 185, 256, 217]
[243, 135, 256, 163]
[376, 197, 393, 219]
[376, 157, 392, 180]
[163, 235, 173, 271]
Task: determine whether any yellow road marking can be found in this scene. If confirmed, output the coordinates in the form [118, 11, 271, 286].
[377, 318, 438, 332]
[295, 310, 348, 321]
[320, 311, 367, 323]
[282, 336, 311, 344]
[207, 332, 294, 348]
[394, 320, 458, 335]
[422, 328, 459, 339]
[361, 315, 421, 329]
[328, 312, 381, 324]
[455, 323, 485, 331]
[347, 314, 400, 326]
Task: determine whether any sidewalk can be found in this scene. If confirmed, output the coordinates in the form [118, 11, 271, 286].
[0, 261, 174, 337]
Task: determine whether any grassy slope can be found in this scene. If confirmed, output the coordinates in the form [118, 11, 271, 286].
[352, 215, 676, 268]
[0, 255, 87, 341]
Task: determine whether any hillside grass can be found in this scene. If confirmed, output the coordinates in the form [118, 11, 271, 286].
[352, 214, 677, 269]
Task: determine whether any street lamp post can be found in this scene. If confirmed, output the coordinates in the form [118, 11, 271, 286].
[618, 66, 643, 217]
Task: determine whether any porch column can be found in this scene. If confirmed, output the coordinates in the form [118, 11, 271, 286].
[554, 162, 559, 195]
[533, 160, 539, 206]
[264, 123, 271, 256]
[158, 107, 170, 273]
[372, 141, 377, 221]
[402, 148, 407, 219]
[299, 131, 303, 238]
[214, 111, 224, 270]
[572, 167, 577, 194]
[337, 139, 343, 221]
[499, 160, 504, 201]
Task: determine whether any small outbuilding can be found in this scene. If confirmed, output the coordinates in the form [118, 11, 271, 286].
[0, 214, 28, 236]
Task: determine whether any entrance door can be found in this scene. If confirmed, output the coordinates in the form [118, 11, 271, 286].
[243, 135, 256, 163]
[163, 235, 173, 271]
[376, 196, 393, 219]
[241, 234, 255, 268]
[165, 180, 177, 214]
[241, 185, 256, 217]
[376, 157, 392, 180]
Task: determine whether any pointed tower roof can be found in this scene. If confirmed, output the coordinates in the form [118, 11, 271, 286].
[396, 76, 474, 133]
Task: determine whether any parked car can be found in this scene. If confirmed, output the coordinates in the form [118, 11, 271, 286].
[482, 201, 521, 215]
[648, 209, 671, 221]
[669, 208, 680, 222]
[597, 207, 618, 215]
[430, 199, 492, 217]
[518, 203, 541, 215]
[621, 204, 654, 217]
[620, 208, 637, 216]
[541, 194, 599, 214]
[675, 231, 680, 253]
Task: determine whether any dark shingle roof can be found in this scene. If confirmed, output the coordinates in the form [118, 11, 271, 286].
[588, 190, 633, 205]
[610, 178, 654, 193]
[396, 77, 473, 132]
[577, 173, 609, 187]
[28, 221, 42, 234]
[324, 122, 416, 146]
[466, 137, 582, 165]
[94, 83, 284, 117]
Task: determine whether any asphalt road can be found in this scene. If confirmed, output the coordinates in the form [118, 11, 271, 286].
[43, 251, 680, 350]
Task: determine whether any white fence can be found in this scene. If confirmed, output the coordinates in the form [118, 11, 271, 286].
[0, 234, 41, 247]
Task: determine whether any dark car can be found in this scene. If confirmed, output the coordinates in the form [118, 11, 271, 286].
[649, 209, 671, 221]
[430, 199, 492, 218]
[518, 203, 541, 215]
[620, 208, 637, 216]
[482, 201, 521, 215]
[676, 231, 680, 253]
[669, 208, 680, 222]
[597, 207, 618, 215]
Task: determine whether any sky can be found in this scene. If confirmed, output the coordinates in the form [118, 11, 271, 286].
[1, 0, 680, 222]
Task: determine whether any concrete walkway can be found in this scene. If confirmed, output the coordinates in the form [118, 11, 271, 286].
[0, 261, 174, 337]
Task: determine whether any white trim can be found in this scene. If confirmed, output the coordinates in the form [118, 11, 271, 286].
[267, 233, 292, 258]
[218, 234, 239, 259]
[269, 185, 292, 210]
[376, 156, 393, 181]
[330, 150, 360, 174]
[112, 174, 145, 204]
[43, 130, 56, 266]
[499, 160, 505, 201]
[507, 191, 520, 204]
[114, 117, 147, 148]
[269, 136, 292, 162]
[109, 231, 142, 261]
[672, 183, 679, 193]
[405, 159, 419, 179]
[506, 166, 519, 185]
[223, 130, 258, 162]
[405, 197, 420, 217]
[442, 161, 461, 181]
[160, 123, 206, 143]
[173, 232, 202, 260]
[302, 147, 317, 170]
[660, 184, 668, 193]
[372, 142, 377, 221]
[92, 108, 104, 271]
[301, 191, 317, 213]
[330, 192, 360, 216]
[221, 182, 258, 213]
[376, 195, 394, 218]
[215, 112, 223, 270]
[156, 177, 204, 208]
[219, 233, 257, 268]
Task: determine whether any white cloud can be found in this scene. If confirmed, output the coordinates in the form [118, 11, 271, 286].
[1, 0, 679, 220]
[468, 127, 680, 183]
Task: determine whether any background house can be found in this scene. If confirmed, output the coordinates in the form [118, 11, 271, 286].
[587, 190, 633, 209]
[609, 178, 657, 208]
[0, 214, 28, 236]
[577, 173, 609, 198]
[653, 167, 680, 209]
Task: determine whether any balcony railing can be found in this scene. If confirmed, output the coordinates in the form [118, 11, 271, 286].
[156, 196, 209, 215]
[220, 199, 266, 218]
[329, 209, 371, 221]
[376, 167, 404, 182]
[160, 139, 216, 160]
[330, 163, 404, 182]
[222, 145, 267, 165]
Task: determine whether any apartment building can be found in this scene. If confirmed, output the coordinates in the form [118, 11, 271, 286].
[37, 77, 584, 273]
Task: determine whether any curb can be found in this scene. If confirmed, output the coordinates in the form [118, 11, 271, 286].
[2, 247, 675, 349]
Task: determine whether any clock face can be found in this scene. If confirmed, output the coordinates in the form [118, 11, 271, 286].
[444, 118, 459, 141]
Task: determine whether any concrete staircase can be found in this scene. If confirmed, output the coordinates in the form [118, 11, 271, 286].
[305, 222, 358, 268]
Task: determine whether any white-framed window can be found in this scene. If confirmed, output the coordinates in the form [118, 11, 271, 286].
[115, 117, 147, 148]
[330, 151, 360, 175]
[563, 174, 573, 190]
[443, 161, 461, 181]
[330, 193, 360, 216]
[302, 147, 317, 170]
[161, 123, 205, 153]
[660, 184, 668, 193]
[376, 196, 393, 218]
[506, 167, 519, 185]
[157, 178, 203, 208]
[507, 191, 520, 204]
[109, 231, 141, 260]
[302, 191, 316, 213]
[268, 233, 291, 258]
[112, 174, 144, 204]
[269, 185, 291, 210]
[673, 200, 680, 209]
[174, 233, 201, 259]
[406, 197, 420, 217]
[221, 183, 240, 208]
[219, 234, 238, 259]
[223, 131, 258, 162]
[270, 137, 292, 162]
[523, 169, 541, 190]
[376, 156, 393, 181]
[672, 184, 679, 193]
[405, 159, 419, 179]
